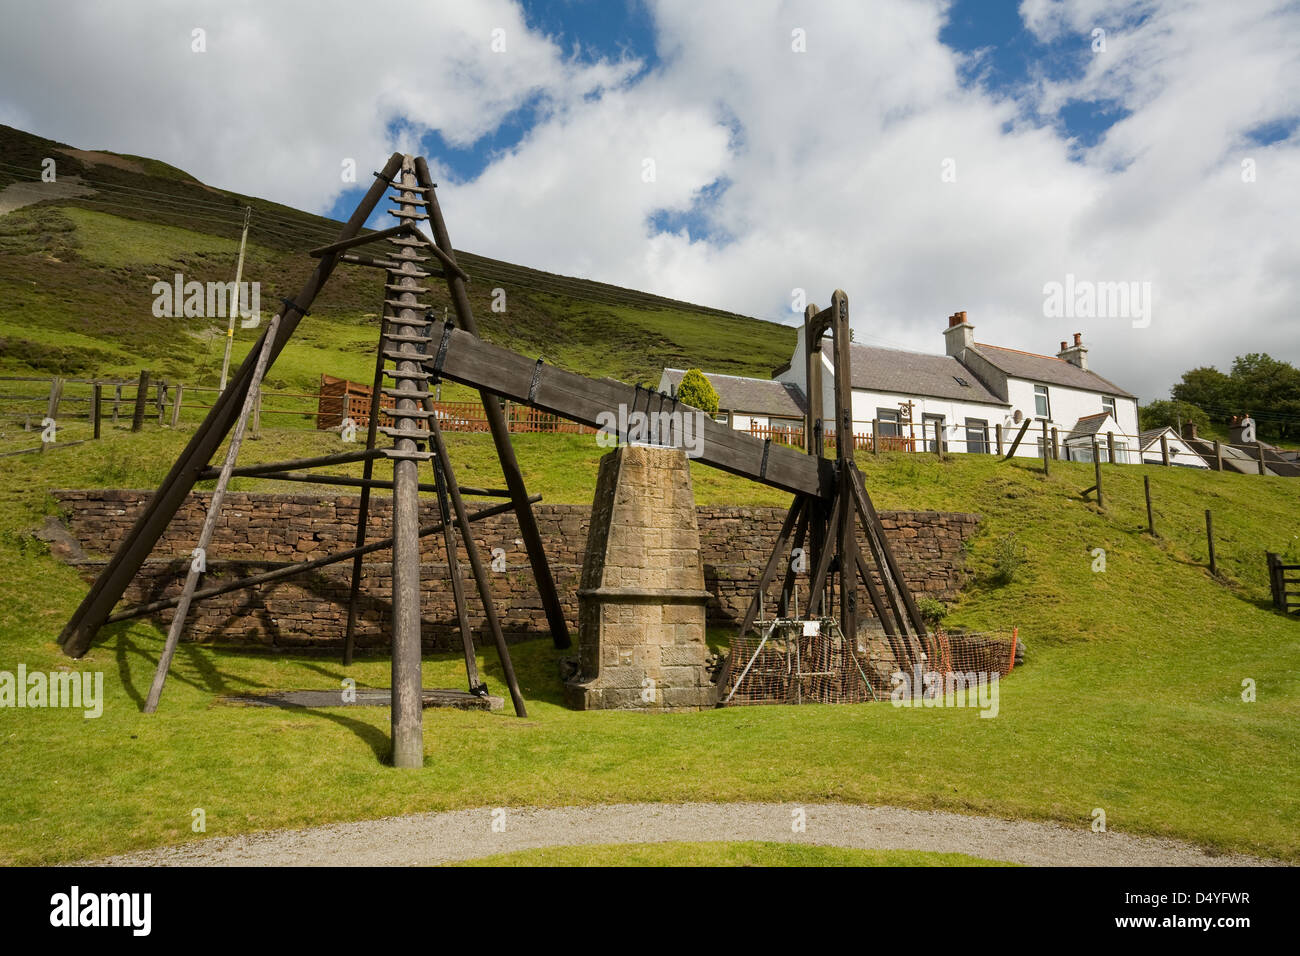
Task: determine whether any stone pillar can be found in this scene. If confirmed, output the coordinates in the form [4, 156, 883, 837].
[564, 445, 715, 711]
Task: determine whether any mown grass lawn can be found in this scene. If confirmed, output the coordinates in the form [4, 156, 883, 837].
[450, 842, 1013, 867]
[0, 425, 1296, 864]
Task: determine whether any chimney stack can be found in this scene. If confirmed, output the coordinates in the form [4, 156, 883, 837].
[1056, 331, 1089, 370]
[1181, 421, 1198, 441]
[944, 310, 974, 357]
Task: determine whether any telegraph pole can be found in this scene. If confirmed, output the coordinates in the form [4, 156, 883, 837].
[219, 206, 253, 393]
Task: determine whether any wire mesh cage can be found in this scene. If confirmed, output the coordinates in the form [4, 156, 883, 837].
[720, 621, 1018, 707]
[720, 618, 881, 706]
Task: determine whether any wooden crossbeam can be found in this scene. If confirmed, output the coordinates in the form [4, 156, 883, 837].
[426, 320, 833, 498]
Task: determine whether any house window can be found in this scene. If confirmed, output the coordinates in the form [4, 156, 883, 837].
[1102, 396, 1116, 418]
[1034, 384, 1051, 419]
[922, 413, 946, 453]
[965, 418, 990, 454]
[714, 411, 730, 425]
[876, 408, 901, 437]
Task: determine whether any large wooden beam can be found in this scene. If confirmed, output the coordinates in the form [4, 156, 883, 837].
[426, 320, 833, 498]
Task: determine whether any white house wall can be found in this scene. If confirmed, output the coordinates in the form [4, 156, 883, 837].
[1004, 378, 1140, 459]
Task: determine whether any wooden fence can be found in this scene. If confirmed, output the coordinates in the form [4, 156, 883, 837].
[1267, 552, 1300, 614]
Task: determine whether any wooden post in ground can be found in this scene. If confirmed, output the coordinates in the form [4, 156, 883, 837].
[130, 370, 149, 432]
[46, 376, 64, 422]
[933, 421, 942, 457]
[170, 385, 183, 428]
[1214, 440, 1223, 471]
[1051, 426, 1059, 460]
[872, 418, 880, 456]
[1092, 438, 1103, 507]
[1144, 474, 1155, 535]
[1205, 509, 1217, 577]
[1257, 441, 1267, 475]
[1041, 419, 1050, 475]
[156, 381, 167, 426]
[1160, 433, 1170, 466]
[1107, 430, 1116, 464]
[92, 384, 102, 439]
[144, 317, 281, 714]
[995, 422, 1003, 456]
[112, 383, 121, 425]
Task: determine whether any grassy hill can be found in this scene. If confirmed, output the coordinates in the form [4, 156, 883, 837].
[0, 123, 796, 396]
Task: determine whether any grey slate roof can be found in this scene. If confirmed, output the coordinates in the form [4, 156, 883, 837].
[1069, 412, 1114, 437]
[971, 344, 1136, 399]
[661, 369, 806, 418]
[846, 344, 1007, 405]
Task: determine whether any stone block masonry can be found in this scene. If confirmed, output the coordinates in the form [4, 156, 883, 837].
[564, 446, 715, 711]
[51, 489, 979, 652]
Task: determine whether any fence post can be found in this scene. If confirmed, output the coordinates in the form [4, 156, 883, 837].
[130, 370, 149, 432]
[1144, 474, 1155, 536]
[933, 421, 942, 458]
[1050, 426, 1059, 460]
[1160, 433, 1170, 466]
[1041, 419, 1050, 475]
[995, 422, 1003, 456]
[1091, 438, 1103, 508]
[1256, 441, 1267, 476]
[1267, 552, 1281, 610]
[92, 384, 102, 440]
[1205, 509, 1217, 577]
[170, 384, 184, 428]
[112, 383, 121, 425]
[156, 381, 167, 425]
[1107, 430, 1116, 464]
[45, 376, 64, 423]
[872, 418, 879, 456]
[1214, 439, 1223, 471]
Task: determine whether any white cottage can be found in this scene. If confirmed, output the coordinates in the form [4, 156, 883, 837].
[658, 310, 1141, 460]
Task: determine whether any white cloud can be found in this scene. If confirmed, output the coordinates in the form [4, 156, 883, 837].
[1, 0, 1297, 399]
[0, 0, 638, 211]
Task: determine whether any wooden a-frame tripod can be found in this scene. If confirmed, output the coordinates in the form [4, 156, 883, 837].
[732, 291, 929, 677]
[57, 153, 570, 767]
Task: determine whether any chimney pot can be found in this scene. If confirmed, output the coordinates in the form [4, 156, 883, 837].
[1073, 332, 1082, 346]
[1060, 341, 1068, 352]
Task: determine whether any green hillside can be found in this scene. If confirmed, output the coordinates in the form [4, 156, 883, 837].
[0, 123, 795, 394]
[0, 425, 1296, 863]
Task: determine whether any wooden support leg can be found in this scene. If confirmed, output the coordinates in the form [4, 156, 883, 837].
[777, 503, 810, 617]
[415, 157, 570, 651]
[432, 455, 483, 693]
[806, 493, 844, 617]
[342, 307, 390, 666]
[59, 152, 405, 659]
[425, 415, 527, 717]
[736, 497, 803, 638]
[144, 317, 281, 713]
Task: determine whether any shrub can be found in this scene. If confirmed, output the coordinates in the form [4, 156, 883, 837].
[917, 597, 948, 629]
[676, 369, 719, 417]
[991, 533, 1027, 585]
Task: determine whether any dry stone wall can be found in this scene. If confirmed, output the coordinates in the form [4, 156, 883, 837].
[52, 489, 979, 651]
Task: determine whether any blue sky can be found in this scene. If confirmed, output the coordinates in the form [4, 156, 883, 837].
[332, 0, 1140, 229]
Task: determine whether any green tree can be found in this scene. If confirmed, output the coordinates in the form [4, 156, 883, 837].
[676, 368, 719, 416]
[1139, 400, 1210, 434]
[1171, 366, 1235, 419]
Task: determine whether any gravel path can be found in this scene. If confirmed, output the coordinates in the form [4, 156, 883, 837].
[90, 803, 1279, 866]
